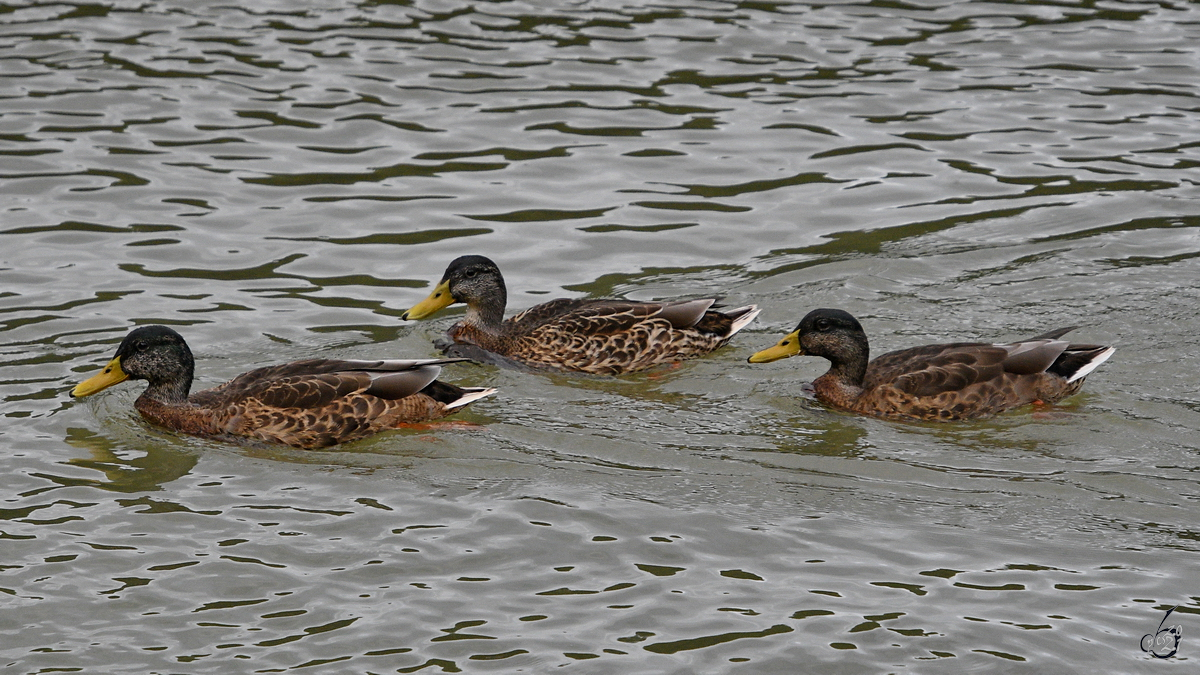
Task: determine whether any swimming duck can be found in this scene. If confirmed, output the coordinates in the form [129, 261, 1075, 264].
[71, 325, 495, 449]
[748, 308, 1114, 421]
[401, 255, 760, 375]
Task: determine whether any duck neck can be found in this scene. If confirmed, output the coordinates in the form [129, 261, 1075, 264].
[813, 367, 866, 407]
[832, 349, 868, 387]
[463, 284, 507, 333]
[133, 373, 200, 431]
[140, 374, 193, 407]
[812, 340, 869, 405]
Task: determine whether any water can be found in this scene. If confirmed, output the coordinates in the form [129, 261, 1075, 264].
[3, 0, 1199, 671]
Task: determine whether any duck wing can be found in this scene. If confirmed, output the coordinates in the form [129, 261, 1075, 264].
[865, 343, 1011, 397]
[507, 298, 598, 330]
[190, 358, 463, 409]
[509, 298, 716, 336]
[868, 338, 1074, 398]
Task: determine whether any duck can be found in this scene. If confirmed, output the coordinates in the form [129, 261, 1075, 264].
[400, 255, 760, 375]
[71, 325, 495, 449]
[747, 308, 1114, 421]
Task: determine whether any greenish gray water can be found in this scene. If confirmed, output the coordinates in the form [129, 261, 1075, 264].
[3, 0, 1199, 672]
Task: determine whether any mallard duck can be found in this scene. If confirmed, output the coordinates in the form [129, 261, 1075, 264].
[401, 255, 760, 374]
[71, 325, 495, 449]
[748, 308, 1114, 421]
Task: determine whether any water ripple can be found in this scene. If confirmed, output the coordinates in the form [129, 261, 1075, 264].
[4, 0, 1200, 672]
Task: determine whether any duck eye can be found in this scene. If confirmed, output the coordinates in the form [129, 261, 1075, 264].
[135, 340, 149, 352]
[815, 319, 830, 331]
[464, 269, 478, 279]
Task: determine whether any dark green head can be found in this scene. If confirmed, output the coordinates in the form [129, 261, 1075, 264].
[794, 308, 868, 361]
[749, 308, 869, 366]
[72, 325, 195, 402]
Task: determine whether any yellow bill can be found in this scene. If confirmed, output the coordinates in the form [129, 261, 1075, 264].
[72, 357, 129, 397]
[748, 330, 803, 364]
[402, 280, 456, 320]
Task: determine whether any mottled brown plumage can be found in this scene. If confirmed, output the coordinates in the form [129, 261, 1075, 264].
[402, 255, 760, 375]
[71, 326, 495, 449]
[748, 309, 1114, 421]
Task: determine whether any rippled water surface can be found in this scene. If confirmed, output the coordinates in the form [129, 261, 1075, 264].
[3, 0, 1200, 672]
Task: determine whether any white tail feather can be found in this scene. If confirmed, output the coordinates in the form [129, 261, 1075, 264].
[727, 305, 761, 337]
[446, 387, 497, 409]
[1066, 346, 1115, 383]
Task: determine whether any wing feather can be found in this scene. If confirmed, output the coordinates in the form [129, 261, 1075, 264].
[190, 358, 465, 408]
[508, 299, 668, 335]
[868, 343, 1009, 398]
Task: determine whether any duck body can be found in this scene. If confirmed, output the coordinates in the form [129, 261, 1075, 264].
[749, 309, 1114, 422]
[404, 255, 760, 375]
[72, 326, 494, 449]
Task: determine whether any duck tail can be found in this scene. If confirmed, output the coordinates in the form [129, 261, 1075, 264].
[445, 387, 497, 409]
[1051, 345, 1115, 383]
[725, 305, 761, 337]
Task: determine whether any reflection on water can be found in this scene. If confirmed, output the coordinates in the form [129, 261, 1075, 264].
[60, 426, 200, 492]
[3, 0, 1200, 672]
